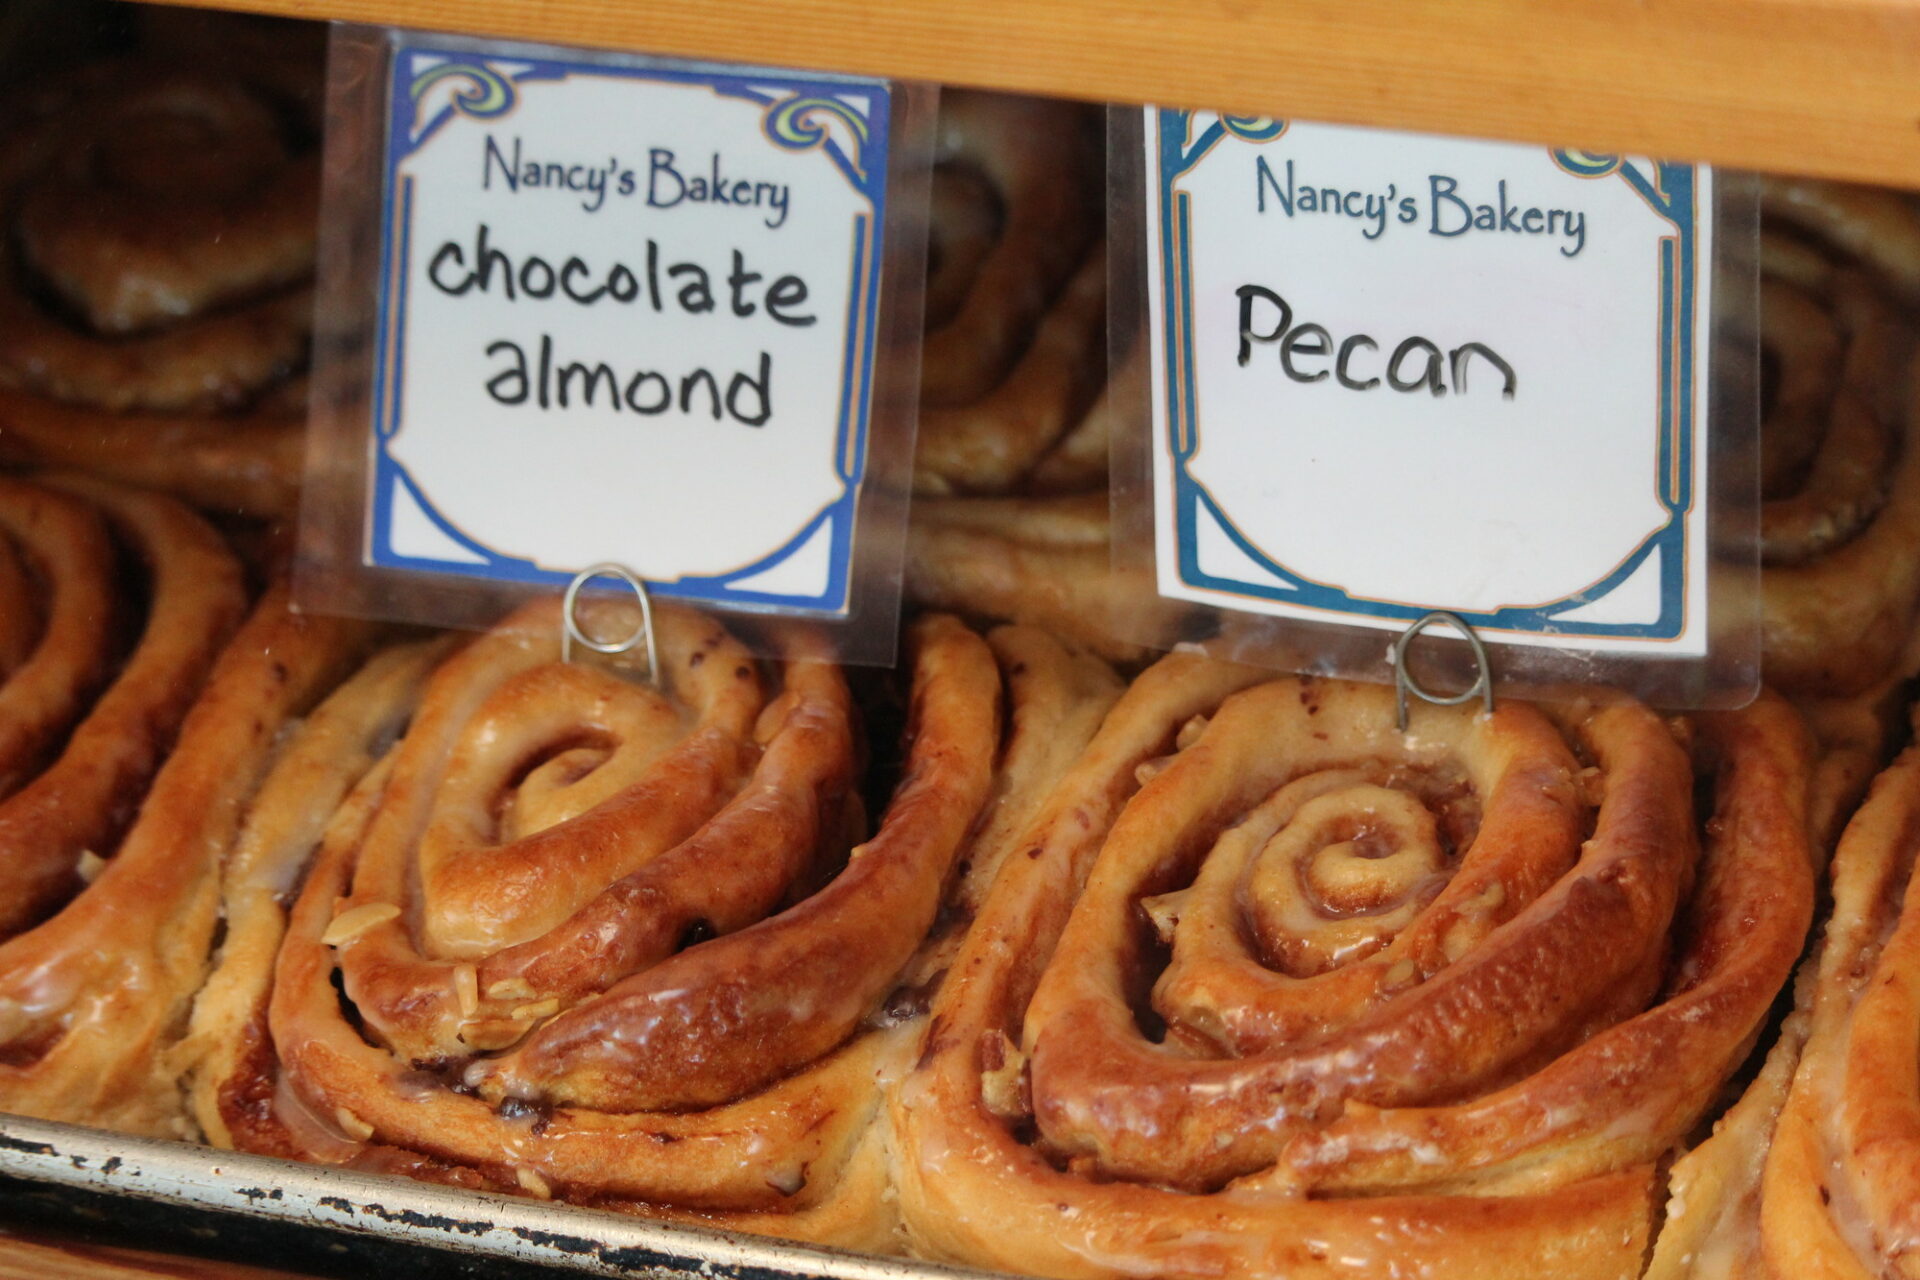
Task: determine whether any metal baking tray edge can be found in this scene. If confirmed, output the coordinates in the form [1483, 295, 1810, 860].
[0, 1113, 997, 1280]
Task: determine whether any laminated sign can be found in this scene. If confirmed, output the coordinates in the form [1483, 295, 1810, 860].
[302, 28, 928, 655]
[1138, 112, 1744, 675]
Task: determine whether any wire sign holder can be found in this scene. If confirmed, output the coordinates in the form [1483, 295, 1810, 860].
[561, 562, 660, 685]
[1390, 611, 1495, 731]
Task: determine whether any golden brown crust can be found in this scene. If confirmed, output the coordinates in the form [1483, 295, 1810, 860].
[192, 605, 1115, 1250]
[0, 566, 374, 1137]
[891, 659, 1815, 1280]
[1644, 961, 1817, 1280]
[905, 493, 1188, 666]
[905, 93, 1131, 659]
[0, 386, 303, 518]
[1751, 706, 1920, 1278]
[914, 245, 1108, 496]
[0, 474, 246, 939]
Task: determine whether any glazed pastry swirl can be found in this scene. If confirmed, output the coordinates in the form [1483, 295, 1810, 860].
[0, 469, 371, 1133]
[0, 59, 317, 515]
[894, 660, 1815, 1280]
[190, 603, 1116, 1249]
[1741, 708, 1920, 1278]
[0, 475, 245, 944]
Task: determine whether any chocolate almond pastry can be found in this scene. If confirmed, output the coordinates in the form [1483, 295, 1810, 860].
[184, 600, 1121, 1250]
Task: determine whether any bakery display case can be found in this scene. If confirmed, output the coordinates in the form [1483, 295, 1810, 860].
[2, 2, 1920, 1278]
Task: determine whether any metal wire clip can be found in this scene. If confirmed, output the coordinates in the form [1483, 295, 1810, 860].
[1390, 610, 1494, 732]
[560, 562, 658, 684]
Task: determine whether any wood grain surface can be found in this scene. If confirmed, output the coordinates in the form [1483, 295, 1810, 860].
[0, 1228, 325, 1280]
[131, 0, 1920, 189]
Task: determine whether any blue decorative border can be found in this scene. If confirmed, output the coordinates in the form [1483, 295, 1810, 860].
[1154, 111, 1702, 641]
[366, 44, 892, 615]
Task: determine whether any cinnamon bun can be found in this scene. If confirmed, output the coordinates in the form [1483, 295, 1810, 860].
[1666, 706, 1920, 1274]
[918, 91, 1102, 425]
[185, 599, 1120, 1250]
[893, 660, 1815, 1280]
[0, 473, 370, 1136]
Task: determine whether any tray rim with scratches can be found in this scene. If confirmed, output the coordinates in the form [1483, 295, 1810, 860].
[0, 1113, 1002, 1280]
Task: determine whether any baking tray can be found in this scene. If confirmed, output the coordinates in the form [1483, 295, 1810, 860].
[0, 1113, 995, 1280]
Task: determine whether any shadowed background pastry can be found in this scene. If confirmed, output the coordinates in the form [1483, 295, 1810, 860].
[1722, 178, 1920, 847]
[0, 17, 321, 519]
[1640, 185, 1920, 1280]
[905, 91, 1177, 664]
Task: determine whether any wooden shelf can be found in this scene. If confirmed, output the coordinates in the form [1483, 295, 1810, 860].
[133, 0, 1920, 189]
[0, 1226, 324, 1280]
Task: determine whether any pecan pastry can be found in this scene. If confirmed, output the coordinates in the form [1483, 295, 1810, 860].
[0, 473, 368, 1135]
[185, 599, 1118, 1250]
[893, 658, 1815, 1280]
[0, 56, 318, 517]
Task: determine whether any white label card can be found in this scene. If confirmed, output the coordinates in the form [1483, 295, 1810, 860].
[1144, 112, 1713, 655]
[364, 43, 893, 615]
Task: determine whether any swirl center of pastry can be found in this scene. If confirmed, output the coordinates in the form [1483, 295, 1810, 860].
[1242, 782, 1450, 978]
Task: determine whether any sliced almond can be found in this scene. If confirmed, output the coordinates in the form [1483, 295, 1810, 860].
[458, 1020, 527, 1052]
[335, 1107, 375, 1142]
[515, 1168, 553, 1200]
[1139, 890, 1190, 946]
[1134, 756, 1172, 786]
[979, 1030, 1030, 1121]
[1442, 921, 1480, 963]
[512, 998, 561, 1021]
[321, 902, 400, 947]
[486, 977, 536, 1002]
[453, 964, 479, 1017]
[1175, 714, 1210, 751]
